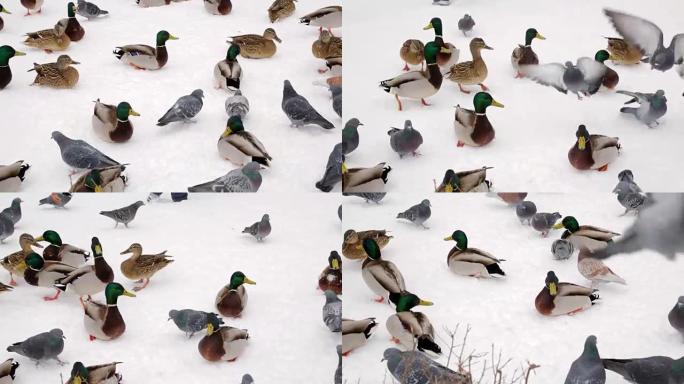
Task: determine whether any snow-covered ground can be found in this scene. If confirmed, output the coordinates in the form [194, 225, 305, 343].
[342, 193, 683, 383]
[0, 192, 341, 382]
[343, 0, 684, 193]
[0, 0, 341, 192]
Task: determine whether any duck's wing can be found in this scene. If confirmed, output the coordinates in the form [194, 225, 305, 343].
[117, 44, 156, 56]
[380, 71, 426, 88]
[671, 34, 684, 64]
[366, 260, 405, 292]
[84, 298, 107, 321]
[454, 106, 476, 128]
[603, 9, 663, 56]
[589, 134, 619, 150]
[557, 282, 595, 297]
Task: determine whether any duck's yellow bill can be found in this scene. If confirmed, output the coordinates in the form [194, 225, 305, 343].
[16, 261, 27, 272]
[95, 244, 102, 254]
[94, 185, 104, 192]
[1, 8, 11, 14]
[331, 258, 340, 270]
[549, 282, 557, 296]
[419, 299, 433, 306]
[169, 35, 179, 40]
[14, 50, 26, 56]
[440, 47, 451, 54]
[129, 109, 140, 117]
[122, 290, 137, 297]
[552, 223, 564, 230]
[577, 136, 586, 150]
[423, 23, 433, 30]
[206, 323, 215, 335]
[491, 100, 504, 108]
[341, 163, 347, 174]
[221, 128, 233, 138]
[443, 236, 452, 241]
[73, 377, 82, 384]
[35, 236, 44, 242]
[244, 277, 256, 285]
[536, 33, 546, 40]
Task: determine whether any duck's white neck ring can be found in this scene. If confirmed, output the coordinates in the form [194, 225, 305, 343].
[0, 65, 8, 68]
[427, 63, 438, 66]
[107, 304, 118, 308]
[29, 266, 41, 272]
[435, 35, 443, 38]
[156, 45, 166, 48]
[116, 119, 128, 123]
[475, 112, 486, 116]
[524, 44, 531, 47]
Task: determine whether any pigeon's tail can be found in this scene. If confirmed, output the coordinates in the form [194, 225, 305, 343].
[314, 117, 335, 130]
[156, 110, 176, 126]
[6, 343, 20, 353]
[619, 107, 637, 115]
[242, 227, 256, 235]
[315, 180, 334, 193]
[417, 336, 442, 354]
[602, 359, 631, 378]
[113, 47, 125, 60]
[486, 263, 506, 276]
[99, 9, 109, 15]
[38, 197, 51, 206]
[396, 211, 409, 220]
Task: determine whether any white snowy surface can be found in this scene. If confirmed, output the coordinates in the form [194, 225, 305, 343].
[343, 0, 684, 193]
[0, 0, 341, 193]
[0, 192, 341, 382]
[342, 193, 683, 383]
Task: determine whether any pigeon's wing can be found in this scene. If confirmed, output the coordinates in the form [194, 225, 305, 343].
[604, 9, 663, 56]
[524, 63, 568, 92]
[220, 171, 253, 192]
[64, 140, 118, 168]
[577, 57, 606, 85]
[672, 34, 684, 64]
[180, 95, 203, 118]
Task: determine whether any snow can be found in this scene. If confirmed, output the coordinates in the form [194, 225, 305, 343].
[342, 193, 684, 383]
[0, 0, 341, 193]
[0, 192, 341, 382]
[343, 0, 684, 193]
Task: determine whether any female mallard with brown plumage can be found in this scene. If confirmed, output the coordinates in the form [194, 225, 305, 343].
[83, 282, 135, 341]
[204, 0, 231, 15]
[423, 17, 458, 68]
[215, 271, 255, 318]
[605, 37, 642, 65]
[361, 238, 405, 303]
[1, 233, 42, 286]
[0, 46, 27, 90]
[64, 361, 122, 384]
[36, 230, 89, 267]
[92, 100, 140, 143]
[29, 55, 80, 89]
[434, 167, 493, 192]
[568, 124, 620, 172]
[54, 237, 114, 302]
[113, 30, 179, 70]
[218, 116, 272, 167]
[454, 91, 504, 147]
[120, 243, 173, 291]
[22, 252, 76, 301]
[342, 229, 392, 260]
[386, 291, 440, 354]
[342, 162, 391, 193]
[24, 21, 71, 53]
[312, 30, 342, 59]
[444, 38, 493, 93]
[227, 28, 281, 59]
[214, 44, 242, 90]
[444, 230, 505, 278]
[535, 271, 598, 316]
[198, 317, 249, 362]
[511, 27, 545, 78]
[268, 0, 296, 23]
[553, 216, 620, 252]
[318, 251, 341, 294]
[399, 39, 424, 71]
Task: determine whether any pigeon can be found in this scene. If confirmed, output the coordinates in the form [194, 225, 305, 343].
[552, 239, 575, 260]
[516, 201, 537, 225]
[388, 120, 423, 158]
[669, 297, 684, 337]
[38, 193, 72, 208]
[187, 162, 263, 193]
[330, 85, 342, 117]
[578, 247, 626, 287]
[0, 161, 30, 193]
[51, 131, 121, 171]
[334, 345, 341, 384]
[396, 199, 431, 228]
[1, 198, 22, 224]
[225, 90, 249, 119]
[343, 192, 386, 204]
[383, 348, 471, 384]
[157, 89, 205, 126]
[168, 309, 224, 338]
[531, 212, 562, 237]
[617, 90, 667, 128]
[242, 214, 271, 241]
[147, 192, 188, 203]
[458, 14, 475, 36]
[613, 184, 646, 216]
[342, 118, 362, 155]
[76, 0, 108, 19]
[432, 0, 451, 5]
[0, 213, 14, 243]
[604, 9, 684, 76]
[241, 374, 254, 384]
[6, 329, 65, 365]
[281, 80, 334, 129]
[564, 335, 606, 384]
[322, 290, 342, 332]
[341, 318, 377, 355]
[315, 143, 343, 192]
[602, 356, 684, 384]
[615, 169, 642, 193]
[99, 200, 144, 228]
[0, 358, 19, 383]
[523, 59, 608, 99]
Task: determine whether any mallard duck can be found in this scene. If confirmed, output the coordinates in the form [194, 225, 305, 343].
[36, 230, 89, 267]
[0, 46, 26, 90]
[113, 30, 178, 70]
[62, 2, 85, 42]
[434, 167, 493, 192]
[0, 358, 19, 383]
[342, 318, 377, 355]
[312, 30, 342, 59]
[64, 361, 122, 384]
[444, 38, 493, 93]
[215, 271, 256, 318]
[22, 252, 76, 301]
[83, 282, 135, 341]
[605, 37, 642, 65]
[29, 55, 80, 89]
[54, 237, 114, 301]
[342, 162, 391, 193]
[227, 28, 281, 59]
[69, 166, 127, 192]
[577, 247, 626, 287]
[386, 291, 440, 354]
[535, 271, 598, 316]
[400, 39, 424, 71]
[24, 21, 71, 53]
[0, 5, 10, 33]
[0, 161, 29, 191]
[319, 251, 341, 294]
[20, 0, 42, 15]
[120, 243, 173, 291]
[454, 91, 504, 147]
[2, 234, 42, 286]
[568, 124, 620, 172]
[218, 116, 272, 167]
[511, 28, 545, 78]
[444, 230, 505, 277]
[213, 44, 242, 90]
[592, 50, 619, 90]
[380, 42, 448, 111]
[204, 0, 231, 15]
[361, 238, 405, 303]
[423, 17, 459, 68]
[299, 6, 341, 33]
[268, 0, 296, 23]
[342, 229, 392, 260]
[92, 100, 140, 143]
[496, 193, 528, 206]
[553, 216, 620, 252]
[198, 318, 249, 362]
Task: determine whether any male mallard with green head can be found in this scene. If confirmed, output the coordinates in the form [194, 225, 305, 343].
[92, 100, 140, 143]
[535, 271, 598, 316]
[113, 30, 179, 70]
[198, 317, 249, 362]
[83, 282, 135, 340]
[318, 251, 342, 294]
[553, 216, 620, 252]
[568, 124, 620, 172]
[361, 238, 405, 303]
[444, 230, 505, 278]
[454, 91, 504, 147]
[64, 361, 122, 384]
[0, 46, 26, 90]
[55, 237, 114, 303]
[70, 166, 127, 193]
[216, 271, 256, 318]
[36, 230, 89, 267]
[22, 252, 76, 301]
[423, 17, 458, 68]
[214, 44, 242, 90]
[386, 291, 440, 354]
[511, 27, 545, 78]
[434, 167, 493, 192]
[217, 116, 272, 167]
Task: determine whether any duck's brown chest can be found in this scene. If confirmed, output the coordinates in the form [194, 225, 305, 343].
[0, 67, 12, 89]
[109, 120, 133, 143]
[66, 18, 85, 42]
[198, 332, 225, 361]
[102, 307, 126, 339]
[472, 114, 495, 146]
[568, 145, 593, 170]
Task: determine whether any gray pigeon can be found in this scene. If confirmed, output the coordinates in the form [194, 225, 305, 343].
[51, 131, 121, 171]
[225, 90, 250, 119]
[343, 192, 386, 204]
[342, 118, 362, 155]
[613, 184, 646, 216]
[331, 86, 341, 118]
[187, 162, 263, 193]
[168, 309, 224, 338]
[669, 297, 684, 337]
[315, 143, 343, 192]
[617, 90, 667, 128]
[38, 193, 72, 208]
[458, 14, 475, 36]
[388, 120, 423, 158]
[334, 345, 341, 384]
[1, 198, 22, 224]
[0, 358, 19, 382]
[516, 201, 537, 225]
[552, 239, 575, 260]
[524, 59, 607, 99]
[157, 89, 205, 126]
[383, 348, 471, 384]
[531, 212, 562, 237]
[242, 214, 271, 241]
[76, 0, 108, 19]
[281, 80, 334, 129]
[602, 356, 684, 384]
[397, 199, 431, 228]
[99, 200, 144, 228]
[0, 213, 14, 243]
[614, 169, 642, 193]
[241, 374, 254, 384]
[564, 335, 606, 384]
[322, 290, 342, 332]
[6, 329, 65, 365]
